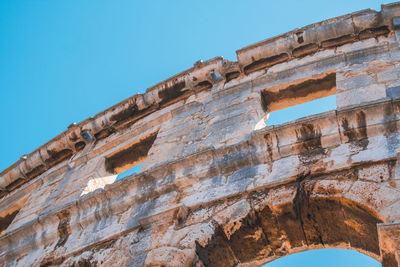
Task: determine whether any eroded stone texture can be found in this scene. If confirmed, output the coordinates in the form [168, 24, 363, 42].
[2, 3, 400, 267]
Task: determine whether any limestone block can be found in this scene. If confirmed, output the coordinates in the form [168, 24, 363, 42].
[377, 67, 399, 83]
[213, 200, 250, 226]
[145, 247, 196, 267]
[267, 50, 336, 74]
[346, 44, 391, 65]
[179, 222, 216, 248]
[389, 46, 400, 60]
[337, 84, 387, 108]
[380, 200, 400, 222]
[344, 180, 400, 212]
[253, 157, 298, 189]
[336, 38, 378, 53]
[183, 208, 214, 227]
[201, 113, 257, 149]
[336, 74, 377, 92]
[263, 183, 297, 208]
[358, 163, 391, 183]
[5, 185, 52, 232]
[351, 135, 398, 164]
[180, 175, 253, 208]
[311, 179, 354, 198]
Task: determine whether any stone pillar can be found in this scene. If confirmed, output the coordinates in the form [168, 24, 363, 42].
[378, 223, 400, 267]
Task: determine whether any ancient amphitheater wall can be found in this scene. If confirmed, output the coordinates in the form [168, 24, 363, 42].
[2, 3, 400, 266]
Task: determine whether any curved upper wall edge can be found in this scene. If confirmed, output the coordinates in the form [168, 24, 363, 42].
[1, 2, 400, 196]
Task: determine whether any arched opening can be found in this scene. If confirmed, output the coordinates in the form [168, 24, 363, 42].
[195, 189, 391, 267]
[264, 248, 381, 267]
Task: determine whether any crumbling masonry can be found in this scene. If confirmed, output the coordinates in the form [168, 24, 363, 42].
[3, 3, 400, 267]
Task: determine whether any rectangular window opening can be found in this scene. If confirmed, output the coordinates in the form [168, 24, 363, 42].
[261, 71, 336, 126]
[265, 95, 336, 125]
[105, 131, 158, 182]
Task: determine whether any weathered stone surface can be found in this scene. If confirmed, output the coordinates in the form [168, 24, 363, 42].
[3, 3, 400, 267]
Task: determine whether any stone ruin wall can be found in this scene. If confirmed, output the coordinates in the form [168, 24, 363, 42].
[2, 3, 400, 267]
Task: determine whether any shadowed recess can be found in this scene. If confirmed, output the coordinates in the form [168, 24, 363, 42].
[261, 71, 336, 113]
[0, 196, 29, 235]
[105, 131, 158, 174]
[195, 195, 385, 267]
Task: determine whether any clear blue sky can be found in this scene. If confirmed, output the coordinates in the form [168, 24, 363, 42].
[0, 1, 392, 265]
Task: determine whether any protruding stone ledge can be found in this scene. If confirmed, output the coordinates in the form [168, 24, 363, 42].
[1, 96, 399, 263]
[138, 204, 188, 229]
[2, 2, 400, 203]
[236, 4, 400, 74]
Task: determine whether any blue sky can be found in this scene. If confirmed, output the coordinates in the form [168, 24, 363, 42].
[266, 249, 380, 267]
[0, 1, 392, 265]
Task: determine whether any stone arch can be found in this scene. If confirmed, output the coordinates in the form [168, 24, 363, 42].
[188, 178, 400, 267]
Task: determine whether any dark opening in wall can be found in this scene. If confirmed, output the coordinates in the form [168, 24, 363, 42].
[261, 71, 336, 126]
[0, 196, 29, 235]
[0, 210, 19, 235]
[105, 131, 158, 179]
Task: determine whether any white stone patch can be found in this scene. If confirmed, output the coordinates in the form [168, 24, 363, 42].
[254, 117, 267, 130]
[81, 175, 117, 196]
